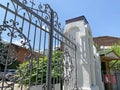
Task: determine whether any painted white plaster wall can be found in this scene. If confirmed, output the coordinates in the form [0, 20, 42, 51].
[93, 46, 104, 90]
[64, 19, 103, 90]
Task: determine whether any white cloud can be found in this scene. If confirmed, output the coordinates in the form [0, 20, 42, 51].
[13, 39, 26, 46]
[42, 25, 49, 32]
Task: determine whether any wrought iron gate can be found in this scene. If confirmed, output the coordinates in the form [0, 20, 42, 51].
[0, 0, 76, 90]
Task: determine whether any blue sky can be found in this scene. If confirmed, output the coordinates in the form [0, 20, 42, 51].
[37, 0, 120, 37]
[0, 0, 120, 41]
[0, 0, 120, 51]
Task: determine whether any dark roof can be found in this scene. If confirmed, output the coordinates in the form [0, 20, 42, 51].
[93, 36, 120, 48]
[66, 16, 88, 24]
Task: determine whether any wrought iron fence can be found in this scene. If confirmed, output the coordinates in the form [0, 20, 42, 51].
[0, 0, 76, 90]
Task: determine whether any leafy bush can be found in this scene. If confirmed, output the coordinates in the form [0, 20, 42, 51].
[17, 51, 63, 86]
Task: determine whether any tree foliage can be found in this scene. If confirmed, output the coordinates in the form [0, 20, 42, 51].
[17, 50, 63, 85]
[111, 44, 120, 55]
[110, 44, 120, 70]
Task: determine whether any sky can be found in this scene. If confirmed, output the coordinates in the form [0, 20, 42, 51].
[36, 0, 120, 37]
[0, 0, 120, 47]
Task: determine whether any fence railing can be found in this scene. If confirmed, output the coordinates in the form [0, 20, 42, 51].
[0, 0, 76, 90]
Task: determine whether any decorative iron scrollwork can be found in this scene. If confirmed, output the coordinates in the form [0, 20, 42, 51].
[53, 12, 62, 31]
[13, 0, 51, 22]
[64, 48, 74, 84]
[0, 23, 32, 89]
[0, 18, 31, 47]
[0, 0, 76, 89]
[12, 0, 63, 33]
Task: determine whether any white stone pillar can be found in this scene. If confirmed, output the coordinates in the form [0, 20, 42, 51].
[93, 46, 105, 90]
[64, 16, 100, 90]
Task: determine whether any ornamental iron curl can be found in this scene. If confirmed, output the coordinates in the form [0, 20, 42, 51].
[13, 0, 51, 23]
[0, 20, 31, 48]
[12, 0, 63, 33]
[0, 0, 76, 90]
[0, 19, 32, 89]
[64, 48, 74, 84]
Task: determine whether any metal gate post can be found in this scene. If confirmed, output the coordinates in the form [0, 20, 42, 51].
[46, 9, 54, 90]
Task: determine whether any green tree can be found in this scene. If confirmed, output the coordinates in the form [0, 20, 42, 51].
[110, 44, 120, 70]
[17, 50, 63, 86]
